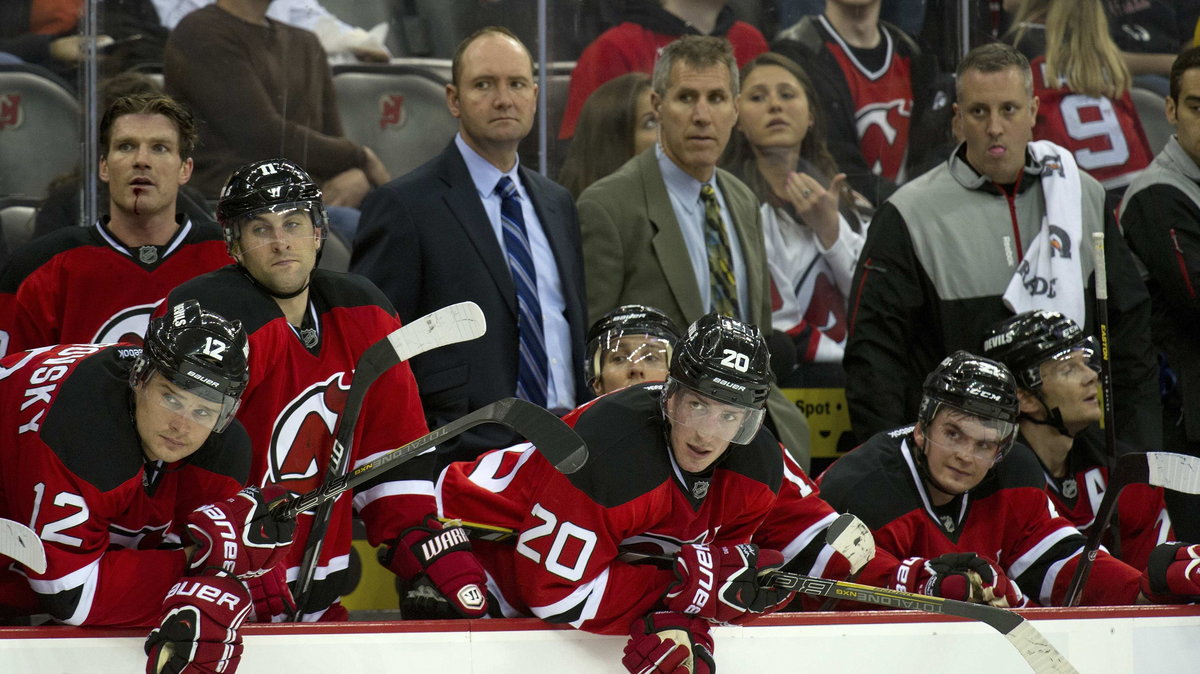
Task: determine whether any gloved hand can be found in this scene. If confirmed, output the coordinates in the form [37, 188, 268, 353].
[244, 563, 295, 623]
[664, 543, 794, 623]
[145, 572, 251, 674]
[1140, 542, 1200, 602]
[187, 486, 294, 579]
[622, 611, 715, 674]
[381, 515, 488, 618]
[893, 553, 1025, 607]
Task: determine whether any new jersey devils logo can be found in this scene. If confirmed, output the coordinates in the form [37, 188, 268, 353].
[0, 94, 22, 131]
[265, 372, 351, 495]
[380, 94, 406, 130]
[855, 98, 911, 179]
[91, 301, 161, 345]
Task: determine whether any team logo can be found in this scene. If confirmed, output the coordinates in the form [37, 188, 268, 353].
[380, 94, 406, 130]
[0, 94, 22, 131]
[92, 301, 161, 345]
[1048, 225, 1072, 259]
[265, 372, 351, 496]
[802, 273, 848, 345]
[855, 98, 911, 179]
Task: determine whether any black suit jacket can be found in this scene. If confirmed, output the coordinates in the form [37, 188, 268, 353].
[352, 141, 589, 465]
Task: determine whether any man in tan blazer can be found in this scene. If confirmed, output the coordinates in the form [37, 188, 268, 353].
[577, 35, 810, 467]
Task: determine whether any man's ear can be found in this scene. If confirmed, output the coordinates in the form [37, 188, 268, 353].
[446, 83, 461, 119]
[178, 156, 193, 184]
[912, 420, 925, 446]
[99, 155, 110, 184]
[1017, 388, 1042, 416]
[651, 90, 661, 117]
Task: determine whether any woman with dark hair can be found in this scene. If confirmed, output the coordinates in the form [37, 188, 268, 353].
[722, 52, 864, 372]
[558, 72, 658, 199]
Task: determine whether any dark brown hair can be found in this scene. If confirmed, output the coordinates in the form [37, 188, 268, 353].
[558, 72, 653, 199]
[99, 93, 197, 159]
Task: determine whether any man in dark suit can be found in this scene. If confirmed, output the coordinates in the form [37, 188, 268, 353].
[577, 35, 811, 467]
[352, 26, 589, 465]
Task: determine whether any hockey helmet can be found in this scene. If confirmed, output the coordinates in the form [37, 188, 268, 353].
[918, 351, 1019, 461]
[131, 300, 250, 432]
[981, 310, 1097, 390]
[585, 304, 681, 389]
[663, 313, 770, 445]
[216, 158, 328, 255]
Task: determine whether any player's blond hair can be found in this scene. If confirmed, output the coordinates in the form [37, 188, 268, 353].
[1007, 0, 1130, 99]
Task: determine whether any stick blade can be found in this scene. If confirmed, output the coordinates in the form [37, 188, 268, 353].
[824, 513, 875, 574]
[503, 399, 589, 473]
[387, 301, 487, 361]
[1146, 452, 1200, 495]
[0, 518, 46, 574]
[1004, 621, 1079, 674]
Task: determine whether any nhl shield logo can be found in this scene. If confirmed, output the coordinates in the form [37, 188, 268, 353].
[691, 480, 710, 500]
[139, 245, 158, 264]
[1061, 478, 1078, 499]
[0, 94, 22, 131]
[940, 514, 956, 533]
[380, 94, 406, 130]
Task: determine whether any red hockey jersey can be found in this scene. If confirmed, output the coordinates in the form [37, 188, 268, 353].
[436, 383, 784, 634]
[0, 218, 232, 357]
[817, 427, 1143, 607]
[0, 344, 250, 626]
[162, 266, 430, 620]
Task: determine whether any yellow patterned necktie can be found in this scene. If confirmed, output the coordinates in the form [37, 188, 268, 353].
[700, 184, 738, 317]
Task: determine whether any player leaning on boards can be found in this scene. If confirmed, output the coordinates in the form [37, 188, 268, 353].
[159, 159, 486, 623]
[0, 302, 293, 673]
[982, 310, 1173, 570]
[819, 351, 1200, 607]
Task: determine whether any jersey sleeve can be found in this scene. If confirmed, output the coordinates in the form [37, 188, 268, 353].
[1115, 484, 1172, 570]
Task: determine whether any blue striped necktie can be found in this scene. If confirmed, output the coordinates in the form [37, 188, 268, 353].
[496, 176, 549, 407]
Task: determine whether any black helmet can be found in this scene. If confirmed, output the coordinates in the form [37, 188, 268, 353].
[216, 158, 328, 254]
[131, 300, 250, 432]
[918, 350, 1019, 458]
[670, 313, 771, 408]
[982, 310, 1094, 390]
[585, 304, 681, 386]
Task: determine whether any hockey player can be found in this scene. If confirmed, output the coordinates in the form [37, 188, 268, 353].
[435, 314, 792, 672]
[819, 351, 1200, 606]
[0, 300, 292, 646]
[585, 304, 680, 396]
[982, 310, 1172, 569]
[0, 94, 232, 357]
[161, 159, 485, 622]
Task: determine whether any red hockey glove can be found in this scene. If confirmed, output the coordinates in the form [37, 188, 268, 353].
[187, 486, 294, 579]
[145, 572, 251, 674]
[893, 553, 1025, 607]
[382, 515, 488, 618]
[622, 611, 715, 674]
[244, 564, 295, 623]
[664, 543, 794, 623]
[1140, 542, 1200, 602]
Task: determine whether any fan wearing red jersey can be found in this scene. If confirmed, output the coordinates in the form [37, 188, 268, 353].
[435, 314, 793, 672]
[983, 310, 1173, 570]
[160, 159, 460, 622]
[818, 350, 1199, 607]
[0, 94, 231, 358]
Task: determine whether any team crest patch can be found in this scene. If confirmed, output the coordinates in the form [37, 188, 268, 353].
[691, 480, 710, 500]
[139, 245, 158, 264]
[1061, 478, 1078, 499]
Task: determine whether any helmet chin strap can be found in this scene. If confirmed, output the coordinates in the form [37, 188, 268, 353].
[1022, 393, 1075, 438]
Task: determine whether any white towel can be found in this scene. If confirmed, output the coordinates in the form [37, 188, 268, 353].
[1002, 140, 1087, 326]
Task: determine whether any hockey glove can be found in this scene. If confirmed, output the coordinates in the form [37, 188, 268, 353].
[244, 564, 295, 623]
[381, 515, 488, 618]
[622, 611, 715, 674]
[1140, 542, 1200, 602]
[664, 543, 794, 623]
[893, 553, 1025, 608]
[145, 572, 251, 674]
[187, 486, 295, 579]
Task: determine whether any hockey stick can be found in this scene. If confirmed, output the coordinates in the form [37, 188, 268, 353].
[1092, 232, 1119, 462]
[1063, 451, 1200, 606]
[0, 517, 46, 574]
[290, 301, 487, 618]
[273, 398, 588, 520]
[819, 512, 875, 609]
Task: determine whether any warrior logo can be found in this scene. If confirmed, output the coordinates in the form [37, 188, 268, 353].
[92, 301, 161, 345]
[1048, 224, 1072, 259]
[0, 94, 22, 131]
[265, 372, 351, 497]
[380, 94, 406, 130]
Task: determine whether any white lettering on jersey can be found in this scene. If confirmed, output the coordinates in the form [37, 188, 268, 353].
[1083, 468, 1107, 522]
[18, 345, 102, 434]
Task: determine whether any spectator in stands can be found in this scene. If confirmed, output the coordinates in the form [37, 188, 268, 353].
[1119, 45, 1200, 541]
[163, 0, 389, 241]
[0, 93, 231, 357]
[1101, 0, 1200, 97]
[34, 71, 215, 239]
[721, 52, 863, 376]
[559, 0, 768, 141]
[558, 72, 658, 199]
[352, 26, 589, 465]
[153, 0, 391, 62]
[772, 0, 955, 206]
[843, 42, 1160, 453]
[576, 35, 812, 468]
[0, 1, 113, 80]
[1006, 0, 1155, 206]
